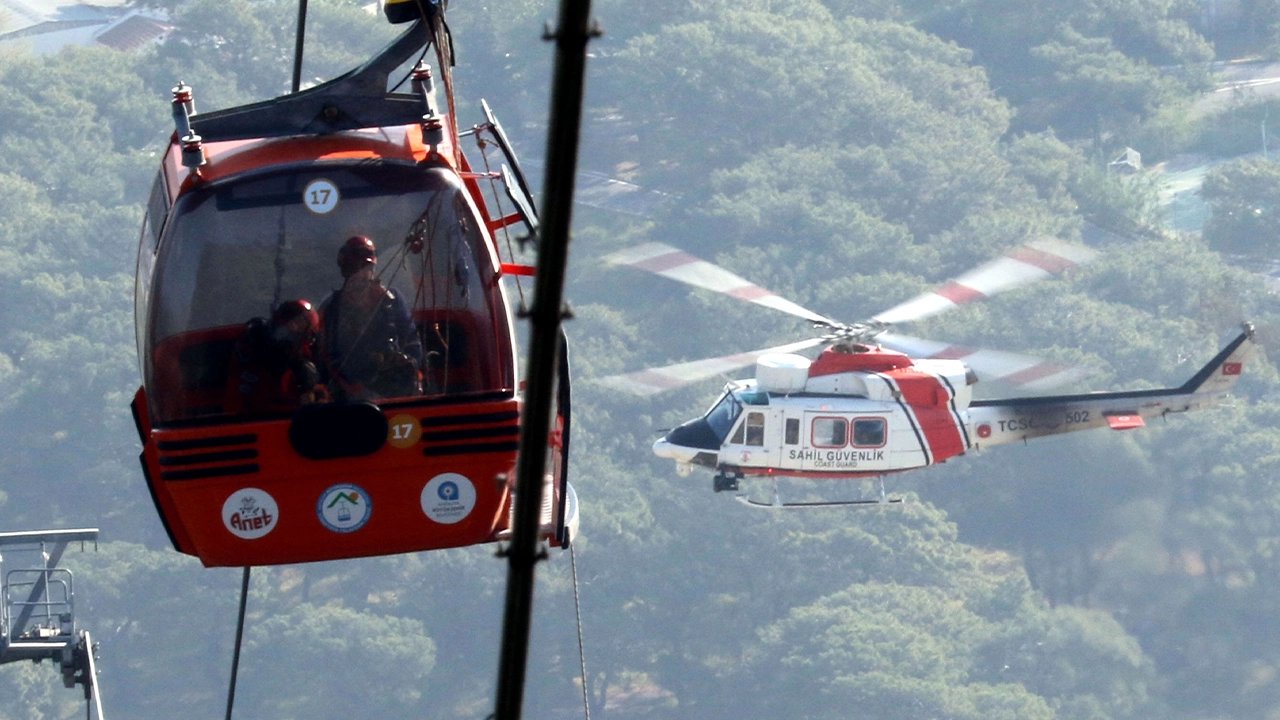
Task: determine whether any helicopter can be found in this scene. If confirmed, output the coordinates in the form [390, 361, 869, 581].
[602, 241, 1255, 506]
[131, 1, 577, 566]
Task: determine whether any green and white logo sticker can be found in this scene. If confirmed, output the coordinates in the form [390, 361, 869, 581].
[317, 483, 371, 533]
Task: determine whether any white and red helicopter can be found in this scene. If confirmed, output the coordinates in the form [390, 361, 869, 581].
[601, 241, 1255, 506]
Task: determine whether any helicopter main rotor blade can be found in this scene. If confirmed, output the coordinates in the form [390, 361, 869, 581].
[597, 338, 826, 396]
[871, 237, 1097, 326]
[602, 242, 838, 326]
[877, 331, 1088, 391]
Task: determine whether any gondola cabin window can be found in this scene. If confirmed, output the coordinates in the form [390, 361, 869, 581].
[142, 162, 514, 424]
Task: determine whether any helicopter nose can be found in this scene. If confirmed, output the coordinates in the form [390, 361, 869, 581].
[653, 436, 696, 462]
[653, 417, 723, 468]
[664, 417, 721, 451]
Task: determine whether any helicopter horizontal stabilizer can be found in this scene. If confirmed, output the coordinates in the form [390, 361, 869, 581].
[1104, 413, 1146, 430]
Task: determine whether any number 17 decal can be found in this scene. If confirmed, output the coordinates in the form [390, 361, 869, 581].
[303, 178, 340, 214]
[387, 414, 421, 448]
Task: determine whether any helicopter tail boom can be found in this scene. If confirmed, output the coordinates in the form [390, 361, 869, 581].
[966, 324, 1255, 449]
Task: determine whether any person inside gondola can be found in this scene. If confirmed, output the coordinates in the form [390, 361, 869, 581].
[225, 299, 328, 415]
[320, 235, 424, 402]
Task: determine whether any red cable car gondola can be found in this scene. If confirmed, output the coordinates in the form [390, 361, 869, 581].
[131, 5, 576, 567]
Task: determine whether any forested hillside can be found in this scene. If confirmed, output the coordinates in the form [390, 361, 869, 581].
[4, 0, 1280, 718]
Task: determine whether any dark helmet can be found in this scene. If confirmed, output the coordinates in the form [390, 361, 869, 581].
[337, 235, 377, 278]
[271, 299, 320, 335]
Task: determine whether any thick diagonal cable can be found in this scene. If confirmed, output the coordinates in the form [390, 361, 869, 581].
[225, 567, 251, 720]
[492, 1, 595, 718]
[570, 543, 591, 720]
[290, 0, 307, 93]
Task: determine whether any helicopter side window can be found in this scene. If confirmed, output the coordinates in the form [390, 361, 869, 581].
[785, 418, 800, 445]
[812, 417, 848, 448]
[852, 418, 886, 447]
[745, 412, 765, 446]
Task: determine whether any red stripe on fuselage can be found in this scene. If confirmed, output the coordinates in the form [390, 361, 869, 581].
[885, 368, 967, 463]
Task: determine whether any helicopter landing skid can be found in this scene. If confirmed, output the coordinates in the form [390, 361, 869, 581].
[732, 477, 904, 509]
[736, 494, 904, 509]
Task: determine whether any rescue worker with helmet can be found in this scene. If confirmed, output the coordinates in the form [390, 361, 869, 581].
[225, 299, 327, 414]
[320, 235, 424, 401]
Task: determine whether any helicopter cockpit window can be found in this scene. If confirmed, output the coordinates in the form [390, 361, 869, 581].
[145, 162, 513, 424]
[813, 417, 848, 448]
[704, 392, 742, 441]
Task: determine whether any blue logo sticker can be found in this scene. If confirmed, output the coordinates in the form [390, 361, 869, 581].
[421, 473, 476, 524]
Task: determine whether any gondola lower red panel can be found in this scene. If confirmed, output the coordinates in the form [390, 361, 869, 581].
[135, 388, 522, 566]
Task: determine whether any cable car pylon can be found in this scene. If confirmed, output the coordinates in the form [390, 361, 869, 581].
[492, 1, 597, 719]
[0, 529, 105, 719]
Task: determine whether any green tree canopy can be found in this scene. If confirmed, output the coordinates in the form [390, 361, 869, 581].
[1201, 156, 1280, 255]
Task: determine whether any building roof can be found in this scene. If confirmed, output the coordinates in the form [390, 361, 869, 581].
[0, 0, 168, 54]
[94, 11, 171, 51]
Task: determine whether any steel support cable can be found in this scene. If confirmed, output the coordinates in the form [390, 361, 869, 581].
[224, 567, 251, 720]
[570, 542, 591, 720]
[491, 1, 596, 719]
[291, 0, 308, 93]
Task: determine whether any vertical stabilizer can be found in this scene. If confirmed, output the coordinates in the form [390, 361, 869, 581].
[1180, 323, 1255, 396]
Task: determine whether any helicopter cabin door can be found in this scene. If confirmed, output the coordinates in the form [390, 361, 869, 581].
[722, 408, 778, 472]
[798, 412, 892, 475]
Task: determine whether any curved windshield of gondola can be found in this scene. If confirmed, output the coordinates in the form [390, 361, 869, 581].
[145, 162, 514, 424]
